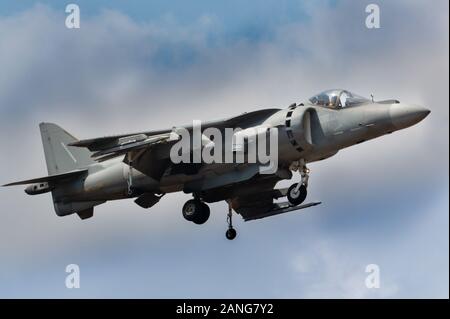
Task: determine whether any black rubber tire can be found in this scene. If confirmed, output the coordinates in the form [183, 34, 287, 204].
[193, 203, 210, 225]
[287, 183, 307, 206]
[226, 228, 237, 240]
[182, 199, 201, 221]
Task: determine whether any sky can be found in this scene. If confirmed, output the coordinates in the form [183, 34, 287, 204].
[0, 0, 448, 298]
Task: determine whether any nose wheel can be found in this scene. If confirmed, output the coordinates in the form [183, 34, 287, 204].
[287, 160, 310, 206]
[225, 203, 237, 240]
[287, 183, 307, 205]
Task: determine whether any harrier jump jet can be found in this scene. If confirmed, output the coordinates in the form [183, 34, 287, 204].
[3, 90, 430, 240]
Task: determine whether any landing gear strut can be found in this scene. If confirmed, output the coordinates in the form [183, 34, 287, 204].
[287, 160, 310, 206]
[126, 153, 135, 196]
[225, 203, 237, 240]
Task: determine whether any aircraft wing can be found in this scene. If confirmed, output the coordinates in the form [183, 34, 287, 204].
[88, 132, 175, 162]
[68, 108, 280, 152]
[67, 108, 281, 180]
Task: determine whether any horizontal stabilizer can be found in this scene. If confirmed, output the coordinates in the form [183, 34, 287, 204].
[243, 201, 321, 221]
[3, 169, 88, 186]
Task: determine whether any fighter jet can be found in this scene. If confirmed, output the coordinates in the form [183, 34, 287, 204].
[3, 89, 430, 240]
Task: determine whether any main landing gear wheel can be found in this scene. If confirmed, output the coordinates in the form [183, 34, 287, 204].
[193, 203, 210, 225]
[287, 183, 307, 206]
[182, 199, 210, 224]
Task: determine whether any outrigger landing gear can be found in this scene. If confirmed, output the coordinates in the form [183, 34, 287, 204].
[287, 160, 310, 206]
[225, 203, 237, 240]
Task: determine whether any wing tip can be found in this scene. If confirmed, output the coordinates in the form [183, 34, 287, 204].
[2, 182, 23, 187]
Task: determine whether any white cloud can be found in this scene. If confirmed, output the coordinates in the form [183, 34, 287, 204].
[290, 242, 400, 298]
[289, 193, 449, 298]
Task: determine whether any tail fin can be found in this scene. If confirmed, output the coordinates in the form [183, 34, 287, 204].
[39, 123, 94, 175]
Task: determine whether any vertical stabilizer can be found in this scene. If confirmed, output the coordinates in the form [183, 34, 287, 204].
[39, 123, 94, 175]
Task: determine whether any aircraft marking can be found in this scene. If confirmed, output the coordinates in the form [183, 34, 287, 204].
[61, 142, 77, 163]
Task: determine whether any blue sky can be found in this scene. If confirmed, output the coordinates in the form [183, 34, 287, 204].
[0, 0, 448, 298]
[0, 0, 312, 24]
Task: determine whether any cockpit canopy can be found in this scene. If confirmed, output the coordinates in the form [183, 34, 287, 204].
[308, 89, 370, 109]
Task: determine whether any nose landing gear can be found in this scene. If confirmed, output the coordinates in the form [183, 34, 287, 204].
[287, 183, 307, 205]
[287, 160, 310, 206]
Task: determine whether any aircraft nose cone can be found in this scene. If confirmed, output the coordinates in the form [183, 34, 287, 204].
[390, 104, 430, 130]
